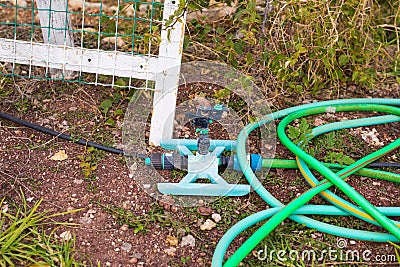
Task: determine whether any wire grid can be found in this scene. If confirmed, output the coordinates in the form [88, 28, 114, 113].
[0, 0, 165, 89]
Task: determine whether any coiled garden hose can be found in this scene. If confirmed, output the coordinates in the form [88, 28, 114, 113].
[213, 98, 400, 266]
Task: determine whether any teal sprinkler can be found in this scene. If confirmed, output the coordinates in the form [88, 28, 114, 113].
[146, 104, 263, 196]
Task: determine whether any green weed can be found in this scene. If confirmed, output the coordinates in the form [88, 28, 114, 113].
[182, 0, 400, 94]
[100, 202, 191, 234]
[390, 241, 400, 264]
[287, 118, 313, 150]
[324, 151, 355, 166]
[78, 147, 106, 192]
[0, 192, 82, 267]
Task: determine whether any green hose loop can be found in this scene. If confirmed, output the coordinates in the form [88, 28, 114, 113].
[276, 104, 400, 237]
[213, 99, 400, 267]
[297, 114, 400, 227]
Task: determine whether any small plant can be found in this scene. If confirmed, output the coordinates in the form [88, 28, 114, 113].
[0, 192, 81, 267]
[287, 118, 314, 151]
[180, 255, 191, 264]
[324, 151, 355, 166]
[213, 88, 231, 102]
[171, 169, 186, 180]
[0, 76, 13, 98]
[98, 90, 125, 127]
[78, 147, 105, 191]
[101, 202, 190, 234]
[389, 241, 400, 264]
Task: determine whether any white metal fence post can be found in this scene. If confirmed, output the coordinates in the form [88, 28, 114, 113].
[149, 0, 185, 146]
[36, 0, 75, 78]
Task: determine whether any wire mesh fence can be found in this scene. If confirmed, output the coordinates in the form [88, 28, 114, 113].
[0, 0, 182, 90]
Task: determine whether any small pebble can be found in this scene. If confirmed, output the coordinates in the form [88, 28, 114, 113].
[80, 217, 92, 224]
[120, 224, 129, 231]
[164, 247, 176, 256]
[121, 242, 132, 251]
[60, 231, 72, 241]
[130, 252, 142, 259]
[143, 184, 151, 189]
[122, 200, 131, 210]
[311, 233, 317, 239]
[171, 206, 178, 213]
[200, 219, 216, 231]
[197, 206, 213, 216]
[181, 234, 195, 247]
[212, 213, 221, 223]
[73, 179, 84, 185]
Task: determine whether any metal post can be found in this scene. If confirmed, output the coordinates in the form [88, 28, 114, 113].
[149, 0, 186, 146]
[36, 0, 75, 78]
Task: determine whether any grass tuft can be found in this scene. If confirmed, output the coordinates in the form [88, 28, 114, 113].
[0, 191, 83, 267]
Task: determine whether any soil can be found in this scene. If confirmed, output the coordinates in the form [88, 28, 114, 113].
[0, 79, 399, 266]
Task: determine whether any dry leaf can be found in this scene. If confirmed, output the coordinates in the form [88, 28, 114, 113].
[69, 0, 105, 10]
[28, 263, 50, 267]
[166, 235, 179, 246]
[11, 0, 28, 7]
[68, 0, 83, 10]
[83, 27, 97, 33]
[50, 150, 68, 161]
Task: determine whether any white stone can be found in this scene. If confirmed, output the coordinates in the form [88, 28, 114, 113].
[181, 234, 195, 247]
[212, 213, 221, 223]
[60, 231, 72, 241]
[200, 219, 216, 231]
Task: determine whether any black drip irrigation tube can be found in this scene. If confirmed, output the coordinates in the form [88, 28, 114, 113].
[0, 111, 398, 168]
[0, 111, 147, 158]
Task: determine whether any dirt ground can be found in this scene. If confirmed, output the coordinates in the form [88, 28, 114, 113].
[0, 78, 399, 267]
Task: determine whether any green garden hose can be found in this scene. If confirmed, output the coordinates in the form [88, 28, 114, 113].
[213, 98, 400, 266]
